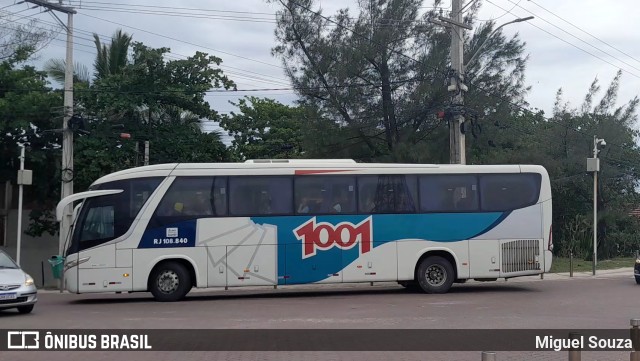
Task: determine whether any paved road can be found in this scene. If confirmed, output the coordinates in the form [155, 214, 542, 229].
[1, 270, 638, 360]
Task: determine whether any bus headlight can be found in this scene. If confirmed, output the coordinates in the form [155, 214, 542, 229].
[25, 274, 34, 286]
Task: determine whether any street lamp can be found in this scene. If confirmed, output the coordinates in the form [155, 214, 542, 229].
[587, 136, 606, 275]
[463, 16, 534, 72]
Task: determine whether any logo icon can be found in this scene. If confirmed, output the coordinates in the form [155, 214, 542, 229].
[7, 331, 40, 349]
[0, 285, 11, 291]
[294, 217, 372, 258]
[166, 227, 178, 238]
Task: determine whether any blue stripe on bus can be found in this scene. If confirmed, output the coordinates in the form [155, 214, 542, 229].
[138, 213, 505, 284]
[253, 213, 504, 284]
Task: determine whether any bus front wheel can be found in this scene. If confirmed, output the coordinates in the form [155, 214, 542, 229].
[149, 261, 192, 302]
[416, 256, 454, 294]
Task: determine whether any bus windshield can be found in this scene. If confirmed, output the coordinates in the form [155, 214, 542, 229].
[67, 177, 163, 255]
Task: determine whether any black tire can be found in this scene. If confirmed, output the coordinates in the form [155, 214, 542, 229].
[17, 305, 34, 314]
[149, 261, 192, 302]
[635, 276, 640, 285]
[416, 256, 455, 294]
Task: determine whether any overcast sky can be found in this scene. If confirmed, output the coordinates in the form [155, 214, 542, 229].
[4, 0, 640, 139]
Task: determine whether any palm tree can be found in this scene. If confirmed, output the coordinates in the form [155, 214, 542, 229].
[43, 59, 91, 85]
[44, 29, 132, 85]
[93, 29, 132, 80]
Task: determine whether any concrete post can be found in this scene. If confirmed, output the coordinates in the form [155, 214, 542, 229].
[568, 332, 581, 361]
[570, 252, 574, 277]
[481, 351, 496, 361]
[631, 319, 640, 352]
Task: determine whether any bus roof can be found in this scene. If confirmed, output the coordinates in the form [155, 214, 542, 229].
[91, 160, 548, 186]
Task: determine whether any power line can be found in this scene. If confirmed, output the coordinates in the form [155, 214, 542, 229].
[0, 76, 431, 95]
[501, 0, 640, 74]
[80, 13, 285, 70]
[75, 6, 278, 24]
[67, 1, 276, 16]
[527, 0, 640, 67]
[485, 0, 640, 80]
[476, 0, 521, 22]
[0, 2, 22, 11]
[67, 1, 443, 25]
[8, 9, 293, 88]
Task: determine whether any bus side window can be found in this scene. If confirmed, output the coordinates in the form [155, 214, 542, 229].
[420, 175, 478, 213]
[152, 177, 226, 227]
[358, 175, 417, 214]
[479, 173, 541, 211]
[295, 176, 356, 215]
[230, 176, 293, 216]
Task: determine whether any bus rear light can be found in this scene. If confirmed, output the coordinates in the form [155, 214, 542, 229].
[548, 225, 554, 252]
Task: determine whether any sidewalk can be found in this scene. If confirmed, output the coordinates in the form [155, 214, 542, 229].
[506, 267, 634, 283]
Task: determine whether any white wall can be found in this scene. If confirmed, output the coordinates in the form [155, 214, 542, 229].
[2, 209, 59, 288]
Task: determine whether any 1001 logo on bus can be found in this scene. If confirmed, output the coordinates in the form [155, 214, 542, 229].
[294, 217, 372, 258]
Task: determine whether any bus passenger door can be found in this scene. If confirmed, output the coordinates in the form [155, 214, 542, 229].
[469, 240, 501, 279]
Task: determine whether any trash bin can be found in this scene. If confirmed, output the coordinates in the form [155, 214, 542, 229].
[48, 255, 64, 280]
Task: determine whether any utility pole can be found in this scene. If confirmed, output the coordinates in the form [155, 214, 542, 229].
[434, 0, 533, 164]
[435, 0, 470, 164]
[447, 0, 465, 164]
[25, 0, 76, 257]
[144, 141, 150, 166]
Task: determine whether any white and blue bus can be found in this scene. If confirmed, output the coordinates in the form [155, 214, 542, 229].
[56, 160, 553, 301]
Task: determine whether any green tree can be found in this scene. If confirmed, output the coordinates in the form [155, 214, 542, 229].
[0, 56, 63, 236]
[44, 29, 133, 86]
[93, 29, 132, 80]
[271, 0, 530, 162]
[24, 32, 236, 236]
[0, 11, 56, 61]
[220, 97, 305, 160]
[70, 41, 235, 190]
[516, 71, 640, 258]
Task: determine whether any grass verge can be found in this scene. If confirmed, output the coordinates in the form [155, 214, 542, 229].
[550, 257, 635, 273]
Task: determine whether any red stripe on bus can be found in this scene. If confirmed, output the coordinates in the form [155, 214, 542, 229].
[294, 169, 353, 175]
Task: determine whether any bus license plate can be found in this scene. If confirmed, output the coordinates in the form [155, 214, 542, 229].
[0, 293, 17, 300]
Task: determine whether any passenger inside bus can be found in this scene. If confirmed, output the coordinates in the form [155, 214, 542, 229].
[331, 191, 348, 213]
[184, 193, 212, 216]
[297, 197, 311, 213]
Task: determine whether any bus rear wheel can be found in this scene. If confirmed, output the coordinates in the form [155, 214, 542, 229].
[149, 261, 192, 302]
[416, 256, 454, 294]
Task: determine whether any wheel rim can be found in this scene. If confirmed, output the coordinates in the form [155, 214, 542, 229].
[425, 264, 447, 287]
[157, 270, 179, 294]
